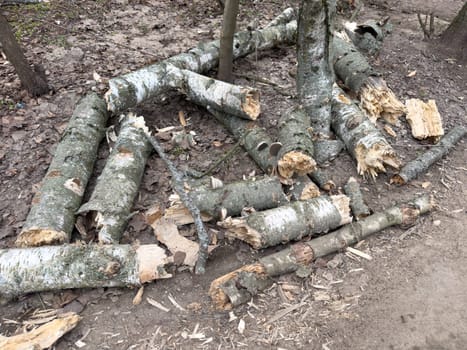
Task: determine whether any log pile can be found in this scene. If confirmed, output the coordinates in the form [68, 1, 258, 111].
[2, 6, 465, 315]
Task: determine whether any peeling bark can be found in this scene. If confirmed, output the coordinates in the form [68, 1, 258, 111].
[344, 176, 370, 220]
[391, 126, 466, 185]
[166, 176, 288, 225]
[17, 93, 109, 247]
[77, 114, 152, 244]
[0, 244, 172, 303]
[218, 195, 351, 249]
[210, 195, 434, 309]
[105, 12, 297, 113]
[331, 86, 400, 178]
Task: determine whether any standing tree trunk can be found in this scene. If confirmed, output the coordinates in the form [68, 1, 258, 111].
[439, 2, 467, 61]
[0, 13, 49, 96]
[218, 0, 240, 82]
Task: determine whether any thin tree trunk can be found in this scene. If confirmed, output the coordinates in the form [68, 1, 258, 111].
[218, 0, 240, 82]
[0, 13, 49, 96]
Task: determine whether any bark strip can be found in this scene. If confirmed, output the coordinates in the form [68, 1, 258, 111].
[344, 176, 370, 220]
[166, 176, 288, 225]
[165, 65, 260, 120]
[17, 93, 109, 247]
[105, 12, 297, 113]
[0, 244, 172, 303]
[210, 195, 434, 309]
[77, 114, 152, 244]
[391, 126, 466, 185]
[218, 195, 351, 249]
[331, 86, 400, 178]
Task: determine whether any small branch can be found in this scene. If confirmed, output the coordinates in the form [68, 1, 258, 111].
[190, 141, 242, 179]
[146, 134, 210, 274]
[417, 13, 435, 39]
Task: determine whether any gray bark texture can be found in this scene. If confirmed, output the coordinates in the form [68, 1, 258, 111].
[210, 195, 434, 309]
[344, 18, 391, 56]
[266, 7, 297, 28]
[105, 11, 297, 113]
[219, 195, 351, 249]
[0, 244, 171, 304]
[309, 169, 336, 191]
[344, 176, 371, 220]
[77, 114, 152, 244]
[217, 0, 239, 82]
[391, 126, 466, 185]
[17, 93, 109, 247]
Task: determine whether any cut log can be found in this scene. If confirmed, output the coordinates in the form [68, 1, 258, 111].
[17, 93, 109, 247]
[218, 194, 351, 249]
[309, 169, 336, 191]
[0, 244, 172, 303]
[343, 18, 391, 56]
[266, 7, 297, 28]
[405, 99, 444, 142]
[343, 176, 370, 220]
[0, 313, 81, 350]
[332, 36, 405, 124]
[391, 126, 466, 185]
[277, 107, 317, 178]
[77, 114, 152, 244]
[210, 195, 434, 309]
[286, 176, 320, 201]
[164, 65, 260, 120]
[331, 86, 400, 178]
[165, 176, 288, 225]
[207, 106, 275, 174]
[105, 11, 297, 113]
[313, 139, 344, 165]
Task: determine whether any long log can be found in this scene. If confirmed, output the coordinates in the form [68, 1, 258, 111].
[17, 93, 109, 247]
[218, 195, 351, 249]
[166, 176, 288, 225]
[105, 12, 297, 113]
[331, 86, 400, 178]
[210, 195, 434, 309]
[391, 126, 466, 185]
[0, 244, 172, 303]
[165, 65, 260, 120]
[77, 114, 152, 244]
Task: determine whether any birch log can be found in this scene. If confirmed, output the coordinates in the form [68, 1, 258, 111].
[166, 176, 288, 225]
[331, 86, 400, 178]
[207, 106, 275, 174]
[391, 126, 466, 185]
[344, 176, 370, 220]
[266, 7, 297, 28]
[218, 195, 351, 249]
[105, 12, 297, 113]
[210, 195, 434, 309]
[0, 244, 172, 303]
[77, 114, 152, 244]
[17, 93, 109, 247]
[165, 65, 260, 120]
[343, 18, 391, 56]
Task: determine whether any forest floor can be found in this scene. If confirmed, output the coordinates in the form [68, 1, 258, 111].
[1, 0, 466, 349]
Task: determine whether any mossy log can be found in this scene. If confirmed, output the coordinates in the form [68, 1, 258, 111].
[391, 126, 466, 185]
[218, 194, 351, 249]
[105, 11, 297, 113]
[344, 176, 370, 220]
[277, 107, 317, 179]
[16, 93, 109, 247]
[77, 114, 152, 244]
[166, 176, 288, 225]
[331, 86, 400, 178]
[210, 195, 434, 309]
[0, 244, 172, 303]
[207, 106, 275, 174]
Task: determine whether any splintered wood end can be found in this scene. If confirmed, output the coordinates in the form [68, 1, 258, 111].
[355, 142, 401, 179]
[217, 217, 262, 249]
[209, 263, 266, 310]
[278, 151, 317, 179]
[136, 245, 172, 283]
[360, 77, 406, 125]
[299, 182, 321, 200]
[241, 88, 261, 120]
[330, 194, 353, 225]
[16, 228, 68, 247]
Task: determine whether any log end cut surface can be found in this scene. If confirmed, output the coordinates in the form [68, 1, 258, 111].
[278, 151, 317, 179]
[16, 228, 68, 247]
[241, 88, 261, 120]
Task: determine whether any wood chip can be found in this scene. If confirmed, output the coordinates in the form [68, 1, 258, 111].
[146, 297, 170, 312]
[132, 286, 144, 305]
[346, 246, 373, 260]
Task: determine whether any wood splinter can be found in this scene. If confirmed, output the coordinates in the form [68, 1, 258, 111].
[405, 98, 444, 142]
[210, 195, 434, 310]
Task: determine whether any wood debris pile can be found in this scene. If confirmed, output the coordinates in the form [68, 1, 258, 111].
[1, 7, 465, 328]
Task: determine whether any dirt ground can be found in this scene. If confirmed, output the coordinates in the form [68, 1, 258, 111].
[1, 0, 466, 349]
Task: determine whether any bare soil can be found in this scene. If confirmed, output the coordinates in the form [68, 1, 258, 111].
[1, 0, 466, 349]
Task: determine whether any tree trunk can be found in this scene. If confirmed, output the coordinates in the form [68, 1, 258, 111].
[77, 114, 152, 244]
[0, 13, 49, 96]
[17, 93, 109, 247]
[218, 0, 240, 82]
[440, 2, 467, 61]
